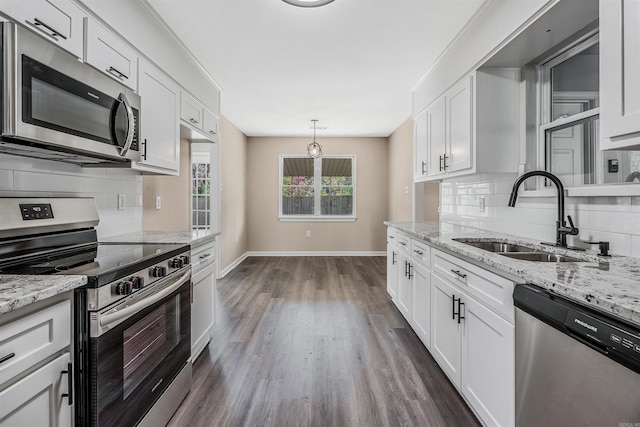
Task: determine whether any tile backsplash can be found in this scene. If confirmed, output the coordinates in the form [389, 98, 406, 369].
[440, 173, 640, 257]
[0, 154, 142, 238]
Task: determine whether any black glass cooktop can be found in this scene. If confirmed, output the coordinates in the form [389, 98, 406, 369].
[0, 242, 189, 288]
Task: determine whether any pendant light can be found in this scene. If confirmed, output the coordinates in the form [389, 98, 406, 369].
[282, 0, 335, 7]
[307, 120, 323, 158]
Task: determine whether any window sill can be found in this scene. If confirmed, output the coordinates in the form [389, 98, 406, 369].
[519, 183, 640, 198]
[278, 216, 357, 222]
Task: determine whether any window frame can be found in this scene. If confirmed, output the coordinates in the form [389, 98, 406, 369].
[278, 154, 357, 222]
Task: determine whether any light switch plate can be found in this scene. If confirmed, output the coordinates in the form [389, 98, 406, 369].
[155, 196, 161, 210]
[479, 196, 485, 212]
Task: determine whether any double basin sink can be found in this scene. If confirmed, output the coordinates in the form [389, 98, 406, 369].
[453, 239, 584, 263]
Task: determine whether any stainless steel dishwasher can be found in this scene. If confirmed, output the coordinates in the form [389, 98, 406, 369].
[514, 283, 640, 426]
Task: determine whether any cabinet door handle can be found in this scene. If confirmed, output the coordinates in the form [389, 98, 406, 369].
[190, 117, 200, 125]
[408, 263, 413, 279]
[142, 138, 148, 160]
[0, 352, 15, 364]
[31, 18, 67, 40]
[421, 160, 426, 175]
[451, 269, 467, 280]
[404, 261, 409, 277]
[439, 155, 444, 171]
[392, 251, 396, 265]
[443, 154, 449, 170]
[107, 66, 128, 80]
[61, 363, 73, 405]
[457, 301, 465, 324]
[451, 294, 457, 320]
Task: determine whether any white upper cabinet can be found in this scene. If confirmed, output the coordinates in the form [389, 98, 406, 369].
[84, 17, 138, 91]
[203, 107, 220, 143]
[0, 0, 85, 58]
[181, 90, 219, 142]
[414, 69, 519, 182]
[414, 108, 428, 180]
[600, 0, 640, 149]
[136, 59, 180, 175]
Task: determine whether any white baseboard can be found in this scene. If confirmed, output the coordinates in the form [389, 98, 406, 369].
[219, 251, 386, 278]
[247, 251, 386, 257]
[219, 252, 249, 278]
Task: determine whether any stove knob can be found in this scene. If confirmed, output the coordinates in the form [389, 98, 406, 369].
[115, 281, 133, 295]
[131, 276, 144, 290]
[169, 258, 183, 269]
[179, 255, 190, 266]
[151, 266, 167, 277]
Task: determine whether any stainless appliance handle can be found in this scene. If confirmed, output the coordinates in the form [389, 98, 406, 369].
[115, 92, 135, 157]
[99, 270, 190, 329]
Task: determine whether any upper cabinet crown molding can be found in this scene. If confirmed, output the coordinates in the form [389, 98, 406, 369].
[600, 0, 640, 150]
[84, 17, 138, 91]
[0, 0, 85, 58]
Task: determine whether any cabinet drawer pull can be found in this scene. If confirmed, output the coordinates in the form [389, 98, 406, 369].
[413, 249, 424, 256]
[208, 129, 217, 135]
[32, 18, 67, 40]
[199, 253, 212, 260]
[0, 352, 15, 364]
[388, 235, 395, 239]
[399, 241, 407, 247]
[107, 66, 128, 80]
[451, 269, 467, 279]
[61, 363, 73, 405]
[189, 118, 200, 124]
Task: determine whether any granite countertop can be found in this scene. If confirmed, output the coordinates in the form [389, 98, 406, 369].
[385, 221, 640, 327]
[100, 230, 220, 247]
[0, 275, 87, 315]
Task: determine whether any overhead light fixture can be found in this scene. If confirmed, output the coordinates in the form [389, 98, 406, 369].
[282, 0, 335, 7]
[307, 120, 323, 158]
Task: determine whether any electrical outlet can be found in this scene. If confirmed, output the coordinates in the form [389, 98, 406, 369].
[479, 196, 485, 212]
[117, 193, 126, 211]
[404, 185, 409, 194]
[306, 230, 311, 238]
[155, 196, 161, 210]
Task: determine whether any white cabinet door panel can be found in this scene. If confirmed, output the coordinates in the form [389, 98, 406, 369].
[386, 245, 399, 300]
[414, 109, 428, 180]
[411, 263, 431, 349]
[430, 273, 462, 388]
[427, 96, 447, 177]
[462, 295, 514, 427]
[447, 75, 473, 173]
[396, 254, 412, 321]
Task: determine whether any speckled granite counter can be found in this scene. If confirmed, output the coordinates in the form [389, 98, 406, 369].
[0, 275, 86, 315]
[100, 230, 220, 247]
[385, 221, 640, 327]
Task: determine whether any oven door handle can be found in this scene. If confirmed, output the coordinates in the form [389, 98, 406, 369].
[99, 270, 190, 329]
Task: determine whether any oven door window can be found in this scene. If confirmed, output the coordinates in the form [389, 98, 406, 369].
[21, 55, 137, 150]
[91, 281, 190, 427]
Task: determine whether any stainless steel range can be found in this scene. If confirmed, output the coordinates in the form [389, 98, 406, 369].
[0, 197, 192, 427]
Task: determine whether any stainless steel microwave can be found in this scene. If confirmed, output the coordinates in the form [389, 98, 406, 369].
[0, 22, 141, 165]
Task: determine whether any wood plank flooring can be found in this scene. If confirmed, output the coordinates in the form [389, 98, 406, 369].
[168, 256, 480, 427]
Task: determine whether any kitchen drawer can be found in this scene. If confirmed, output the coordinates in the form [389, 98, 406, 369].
[397, 232, 411, 255]
[180, 91, 204, 130]
[0, 299, 71, 387]
[386, 228, 398, 245]
[432, 249, 515, 321]
[191, 242, 215, 274]
[411, 239, 431, 269]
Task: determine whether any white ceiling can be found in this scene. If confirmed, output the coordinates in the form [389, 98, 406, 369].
[146, 0, 486, 137]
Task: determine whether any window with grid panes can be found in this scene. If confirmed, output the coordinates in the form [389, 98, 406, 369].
[280, 155, 355, 219]
[192, 162, 211, 229]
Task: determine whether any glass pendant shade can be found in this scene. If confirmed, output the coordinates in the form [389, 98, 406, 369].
[307, 120, 323, 158]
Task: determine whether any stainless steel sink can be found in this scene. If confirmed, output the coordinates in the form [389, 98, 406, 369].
[453, 238, 585, 262]
[452, 239, 536, 253]
[500, 252, 583, 262]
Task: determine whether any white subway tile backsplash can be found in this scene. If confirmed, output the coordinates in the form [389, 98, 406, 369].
[441, 173, 640, 259]
[82, 176, 126, 194]
[0, 170, 13, 190]
[14, 170, 83, 192]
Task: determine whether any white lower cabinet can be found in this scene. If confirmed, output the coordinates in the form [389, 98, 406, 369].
[462, 295, 514, 427]
[0, 352, 71, 426]
[396, 252, 412, 321]
[386, 244, 399, 300]
[191, 241, 216, 361]
[410, 262, 431, 349]
[431, 273, 463, 388]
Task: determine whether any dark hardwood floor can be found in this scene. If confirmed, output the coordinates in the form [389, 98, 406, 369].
[168, 256, 480, 427]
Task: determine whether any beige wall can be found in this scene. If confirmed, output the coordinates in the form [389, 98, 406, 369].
[423, 182, 440, 221]
[220, 117, 249, 270]
[142, 138, 191, 230]
[387, 118, 414, 221]
[246, 137, 388, 253]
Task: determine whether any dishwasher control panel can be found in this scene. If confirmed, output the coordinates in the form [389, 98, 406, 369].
[565, 309, 640, 364]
